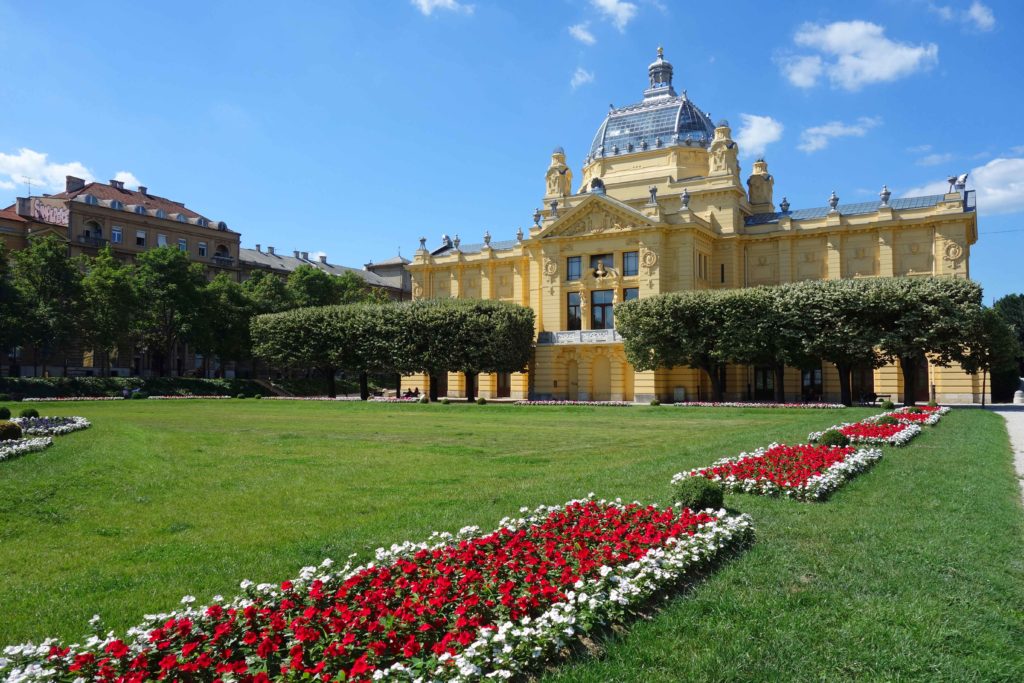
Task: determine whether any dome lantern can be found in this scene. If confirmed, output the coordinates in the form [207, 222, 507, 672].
[645, 46, 677, 100]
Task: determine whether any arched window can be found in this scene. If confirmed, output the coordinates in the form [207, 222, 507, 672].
[110, 200, 124, 210]
[83, 220, 102, 239]
[196, 217, 209, 228]
[215, 244, 229, 256]
[134, 205, 147, 215]
[176, 213, 187, 222]
[155, 209, 167, 219]
[81, 194, 98, 205]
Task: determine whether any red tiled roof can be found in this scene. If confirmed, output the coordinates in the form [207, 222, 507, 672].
[52, 182, 208, 220]
[0, 206, 27, 222]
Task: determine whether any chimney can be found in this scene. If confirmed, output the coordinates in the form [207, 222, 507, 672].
[318, 254, 327, 264]
[138, 186, 148, 195]
[15, 197, 31, 217]
[255, 244, 261, 252]
[267, 246, 276, 255]
[110, 179, 124, 190]
[301, 251, 309, 260]
[65, 176, 86, 193]
[293, 250, 301, 258]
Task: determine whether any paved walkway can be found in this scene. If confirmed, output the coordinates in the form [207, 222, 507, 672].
[989, 406, 1024, 503]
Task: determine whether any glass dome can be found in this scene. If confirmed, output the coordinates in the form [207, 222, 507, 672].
[587, 48, 716, 161]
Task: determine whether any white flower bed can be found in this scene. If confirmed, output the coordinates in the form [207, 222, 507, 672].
[513, 400, 633, 407]
[0, 438, 53, 463]
[146, 395, 233, 400]
[0, 498, 753, 682]
[808, 421, 921, 447]
[671, 445, 883, 501]
[11, 416, 91, 437]
[263, 395, 363, 401]
[887, 406, 951, 426]
[675, 401, 846, 409]
[21, 397, 123, 402]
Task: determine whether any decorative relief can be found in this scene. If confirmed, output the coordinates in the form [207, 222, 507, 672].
[640, 249, 658, 269]
[412, 283, 423, 298]
[547, 208, 640, 238]
[944, 241, 964, 263]
[543, 260, 558, 277]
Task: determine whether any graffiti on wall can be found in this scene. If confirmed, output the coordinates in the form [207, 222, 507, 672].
[32, 199, 70, 226]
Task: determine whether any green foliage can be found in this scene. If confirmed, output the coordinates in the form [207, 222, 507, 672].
[880, 399, 895, 411]
[194, 274, 255, 365]
[79, 247, 135, 375]
[0, 407, 9, 419]
[18, 408, 39, 418]
[993, 293, 1024, 366]
[418, 395, 429, 404]
[927, 400, 938, 407]
[10, 235, 84, 369]
[130, 392, 148, 400]
[672, 476, 724, 511]
[0, 420, 22, 441]
[964, 307, 1021, 403]
[876, 415, 899, 426]
[253, 394, 262, 400]
[0, 243, 23, 356]
[476, 396, 487, 405]
[241, 270, 292, 315]
[440, 397, 450, 405]
[817, 429, 850, 447]
[131, 247, 206, 376]
[650, 398, 661, 406]
[236, 393, 247, 399]
[0, 377, 269, 399]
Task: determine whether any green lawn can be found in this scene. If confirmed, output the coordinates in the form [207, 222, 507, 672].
[0, 401, 1021, 681]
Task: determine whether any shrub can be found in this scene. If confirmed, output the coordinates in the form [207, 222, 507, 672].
[817, 429, 850, 447]
[875, 415, 899, 426]
[904, 407, 923, 414]
[673, 476, 724, 511]
[476, 397, 487, 405]
[880, 399, 895, 411]
[253, 394, 263, 400]
[237, 393, 247, 399]
[418, 395, 429, 404]
[650, 398, 661, 406]
[927, 400, 938, 408]
[18, 407, 39, 419]
[131, 391, 149, 400]
[440, 397, 450, 405]
[0, 407, 9, 420]
[0, 420, 22, 441]
[0, 394, 9, 402]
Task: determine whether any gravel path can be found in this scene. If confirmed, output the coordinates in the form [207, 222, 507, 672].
[989, 406, 1024, 504]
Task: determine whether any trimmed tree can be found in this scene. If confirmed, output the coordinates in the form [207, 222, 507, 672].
[80, 246, 135, 376]
[252, 306, 352, 397]
[615, 290, 729, 401]
[963, 306, 1021, 405]
[993, 293, 1024, 375]
[0, 243, 24, 372]
[871, 276, 983, 406]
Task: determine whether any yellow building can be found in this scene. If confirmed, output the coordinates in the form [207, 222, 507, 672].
[405, 49, 980, 404]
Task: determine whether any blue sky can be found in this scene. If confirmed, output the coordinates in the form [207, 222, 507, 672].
[1, 0, 1021, 301]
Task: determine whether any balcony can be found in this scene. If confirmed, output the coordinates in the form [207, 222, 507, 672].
[537, 329, 622, 345]
[211, 255, 235, 267]
[77, 235, 108, 248]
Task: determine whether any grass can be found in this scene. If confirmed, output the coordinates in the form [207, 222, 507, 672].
[0, 401, 1021, 681]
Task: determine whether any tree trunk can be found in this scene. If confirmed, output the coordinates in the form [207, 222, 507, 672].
[429, 375, 438, 402]
[981, 369, 987, 407]
[836, 362, 853, 407]
[773, 363, 786, 403]
[899, 356, 917, 406]
[359, 371, 369, 401]
[465, 372, 476, 402]
[325, 366, 337, 398]
[706, 364, 724, 402]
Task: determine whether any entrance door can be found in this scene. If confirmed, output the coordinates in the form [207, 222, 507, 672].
[802, 367, 823, 402]
[497, 372, 511, 398]
[432, 372, 448, 399]
[753, 366, 774, 401]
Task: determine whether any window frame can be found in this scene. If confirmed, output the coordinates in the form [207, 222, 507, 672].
[623, 251, 639, 276]
[566, 291, 581, 330]
[157, 234, 168, 247]
[111, 226, 123, 244]
[622, 287, 639, 302]
[177, 238, 188, 252]
[566, 256, 581, 281]
[135, 230, 147, 247]
[590, 289, 614, 330]
[198, 242, 208, 257]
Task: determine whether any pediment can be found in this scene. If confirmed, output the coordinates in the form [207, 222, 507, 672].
[27, 225, 68, 241]
[537, 194, 656, 239]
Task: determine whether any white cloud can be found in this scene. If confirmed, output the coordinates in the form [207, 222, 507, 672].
[734, 114, 784, 158]
[113, 171, 142, 189]
[966, 2, 995, 31]
[0, 148, 93, 194]
[783, 21, 938, 91]
[917, 152, 953, 167]
[780, 55, 823, 88]
[798, 116, 881, 153]
[0, 179, 15, 190]
[904, 157, 1024, 215]
[568, 23, 596, 45]
[591, 0, 637, 32]
[907, 144, 932, 153]
[1011, 145, 1024, 155]
[410, 0, 473, 16]
[927, 3, 955, 21]
[571, 67, 595, 90]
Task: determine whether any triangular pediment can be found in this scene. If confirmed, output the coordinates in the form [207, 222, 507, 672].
[27, 225, 69, 241]
[537, 193, 656, 239]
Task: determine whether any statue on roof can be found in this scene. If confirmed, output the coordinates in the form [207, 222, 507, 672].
[545, 148, 573, 199]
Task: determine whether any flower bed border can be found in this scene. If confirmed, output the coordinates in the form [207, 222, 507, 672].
[514, 400, 633, 407]
[672, 444, 883, 501]
[0, 437, 54, 463]
[809, 421, 922, 447]
[675, 401, 846, 409]
[11, 416, 91, 437]
[0, 498, 752, 682]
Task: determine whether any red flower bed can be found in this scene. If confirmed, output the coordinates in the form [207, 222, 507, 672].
[695, 444, 855, 488]
[38, 501, 720, 682]
[840, 423, 909, 440]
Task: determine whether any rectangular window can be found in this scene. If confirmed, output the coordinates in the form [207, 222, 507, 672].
[567, 292, 581, 330]
[135, 230, 146, 247]
[111, 227, 123, 244]
[157, 234, 168, 247]
[566, 256, 581, 281]
[591, 289, 614, 330]
[802, 367, 824, 402]
[177, 238, 187, 252]
[590, 253, 612, 272]
[198, 242, 208, 257]
[623, 251, 639, 276]
[623, 287, 639, 302]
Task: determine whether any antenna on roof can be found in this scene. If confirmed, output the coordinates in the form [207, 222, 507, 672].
[21, 176, 37, 196]
[397, 246, 401, 257]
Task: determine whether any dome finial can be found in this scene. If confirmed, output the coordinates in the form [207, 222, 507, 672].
[657, 45, 664, 59]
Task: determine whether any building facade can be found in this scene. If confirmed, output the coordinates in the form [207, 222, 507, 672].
[404, 49, 980, 403]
